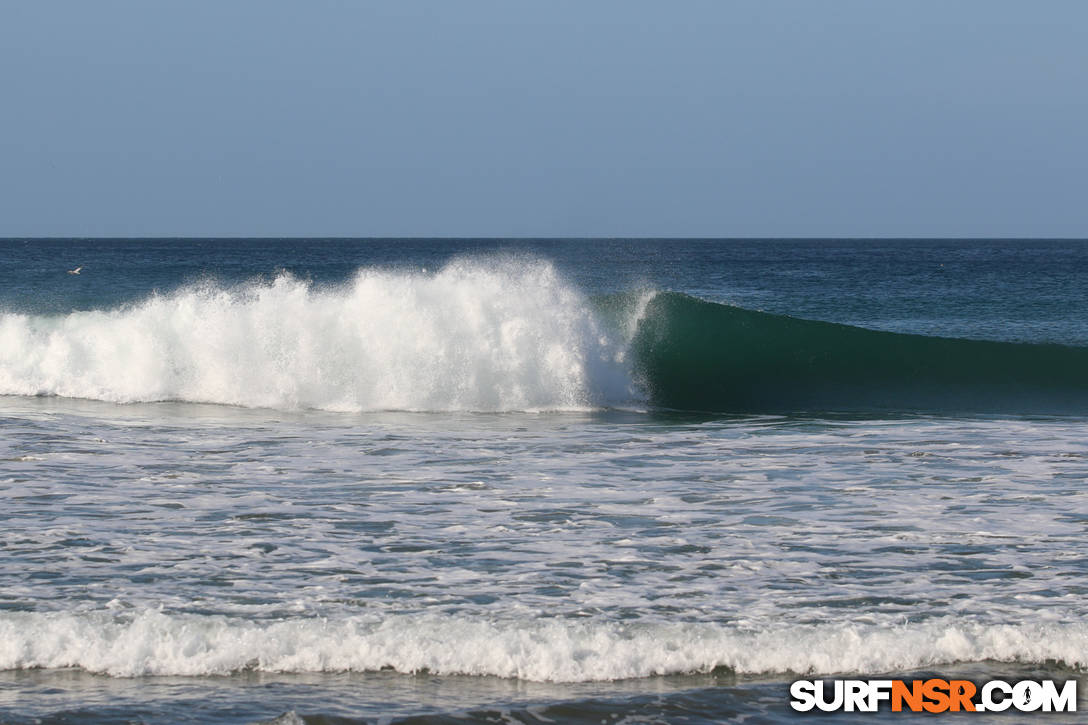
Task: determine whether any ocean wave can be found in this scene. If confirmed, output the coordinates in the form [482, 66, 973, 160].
[4, 258, 1088, 414]
[2, 609, 1087, 681]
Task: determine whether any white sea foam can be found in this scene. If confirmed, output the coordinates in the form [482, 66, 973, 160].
[3, 610, 1087, 681]
[0, 259, 637, 412]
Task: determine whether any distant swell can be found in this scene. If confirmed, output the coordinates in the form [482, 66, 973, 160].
[3, 610, 1088, 680]
[4, 262, 1088, 414]
[0, 259, 634, 412]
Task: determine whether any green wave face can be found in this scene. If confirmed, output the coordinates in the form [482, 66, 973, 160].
[630, 292, 1088, 414]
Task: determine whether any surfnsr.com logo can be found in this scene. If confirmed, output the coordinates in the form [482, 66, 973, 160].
[790, 678, 1077, 713]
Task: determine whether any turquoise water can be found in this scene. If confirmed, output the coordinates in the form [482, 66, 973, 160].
[2, 239, 1088, 723]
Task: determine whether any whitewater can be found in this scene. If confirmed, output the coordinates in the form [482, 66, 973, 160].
[0, 259, 638, 412]
[8, 610, 1088, 681]
[3, 238, 1088, 723]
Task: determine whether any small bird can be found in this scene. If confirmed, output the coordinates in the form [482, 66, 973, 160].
[67, 266, 82, 275]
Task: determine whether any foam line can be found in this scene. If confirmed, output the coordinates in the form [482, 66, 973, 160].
[3, 610, 1087, 681]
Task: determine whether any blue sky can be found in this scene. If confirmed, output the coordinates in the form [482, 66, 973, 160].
[1, 1, 1086, 237]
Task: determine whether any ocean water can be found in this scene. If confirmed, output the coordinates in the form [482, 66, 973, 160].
[2, 238, 1088, 723]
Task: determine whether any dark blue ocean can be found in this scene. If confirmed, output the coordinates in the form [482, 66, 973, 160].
[2, 238, 1088, 723]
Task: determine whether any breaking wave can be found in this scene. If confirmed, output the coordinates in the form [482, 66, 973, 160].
[4, 257, 1088, 414]
[0, 259, 634, 412]
[631, 292, 1088, 414]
